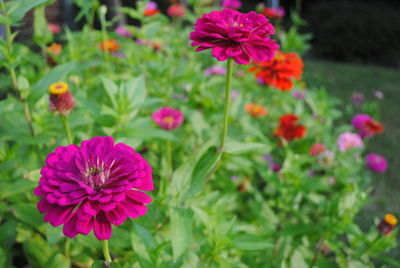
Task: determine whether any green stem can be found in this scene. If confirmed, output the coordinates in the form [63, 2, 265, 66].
[102, 240, 112, 264]
[64, 239, 71, 259]
[218, 58, 234, 155]
[61, 115, 73, 144]
[166, 140, 173, 176]
[99, 5, 111, 69]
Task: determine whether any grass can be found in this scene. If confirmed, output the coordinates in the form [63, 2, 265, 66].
[304, 58, 400, 258]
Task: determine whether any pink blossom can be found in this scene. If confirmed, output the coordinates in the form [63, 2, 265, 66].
[147, 1, 157, 10]
[366, 153, 388, 173]
[337, 132, 363, 152]
[48, 23, 61, 34]
[167, 4, 186, 17]
[309, 143, 325, 156]
[152, 107, 184, 130]
[34, 137, 153, 240]
[221, 0, 242, 9]
[190, 9, 278, 65]
[351, 114, 384, 138]
[204, 66, 226, 76]
[293, 91, 306, 100]
[115, 26, 132, 38]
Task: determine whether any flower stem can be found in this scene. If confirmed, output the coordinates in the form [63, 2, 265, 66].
[218, 57, 234, 154]
[61, 115, 73, 144]
[102, 240, 112, 264]
[166, 140, 173, 176]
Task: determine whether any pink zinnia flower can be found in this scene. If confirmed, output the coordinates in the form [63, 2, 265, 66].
[337, 132, 363, 152]
[115, 26, 132, 38]
[221, 0, 242, 9]
[310, 143, 325, 156]
[167, 4, 186, 17]
[48, 23, 61, 34]
[190, 9, 279, 65]
[204, 66, 226, 76]
[34, 137, 153, 240]
[366, 153, 388, 173]
[152, 107, 184, 130]
[351, 114, 384, 138]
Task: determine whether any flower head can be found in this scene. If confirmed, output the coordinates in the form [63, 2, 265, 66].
[221, 0, 242, 9]
[310, 143, 326, 156]
[190, 9, 278, 65]
[99, 39, 120, 53]
[274, 114, 306, 142]
[351, 114, 384, 138]
[373, 91, 384, 100]
[264, 154, 281, 172]
[144, 1, 160, 16]
[378, 214, 397, 235]
[293, 90, 306, 100]
[34, 136, 153, 240]
[167, 4, 186, 17]
[244, 103, 267, 117]
[48, 23, 61, 34]
[351, 92, 364, 107]
[48, 43, 62, 55]
[115, 26, 132, 38]
[204, 65, 226, 76]
[366, 153, 388, 173]
[48, 82, 76, 115]
[337, 132, 363, 152]
[152, 107, 184, 130]
[262, 7, 285, 19]
[249, 51, 303, 91]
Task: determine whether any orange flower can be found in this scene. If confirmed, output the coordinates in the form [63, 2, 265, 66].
[47, 43, 62, 55]
[99, 39, 120, 53]
[274, 114, 306, 142]
[144, 9, 160, 16]
[365, 120, 384, 135]
[245, 103, 267, 117]
[249, 51, 303, 91]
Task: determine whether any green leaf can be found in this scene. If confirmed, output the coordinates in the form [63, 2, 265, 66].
[7, 0, 53, 23]
[224, 141, 270, 155]
[44, 253, 71, 268]
[90, 260, 105, 268]
[233, 235, 274, 251]
[0, 179, 36, 199]
[13, 203, 44, 227]
[100, 76, 118, 110]
[183, 145, 220, 199]
[23, 235, 52, 267]
[290, 249, 308, 268]
[30, 62, 79, 101]
[169, 207, 193, 262]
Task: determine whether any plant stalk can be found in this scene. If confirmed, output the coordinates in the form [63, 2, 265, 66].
[61, 115, 73, 144]
[218, 57, 234, 155]
[102, 240, 112, 264]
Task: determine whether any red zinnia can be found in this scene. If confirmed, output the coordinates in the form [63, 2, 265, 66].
[249, 51, 303, 91]
[274, 114, 306, 142]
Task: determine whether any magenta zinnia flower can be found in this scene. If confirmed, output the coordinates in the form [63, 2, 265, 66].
[351, 114, 384, 138]
[337, 132, 363, 152]
[366, 153, 388, 173]
[115, 26, 132, 38]
[190, 9, 279, 65]
[152, 107, 184, 130]
[221, 0, 242, 9]
[34, 136, 153, 240]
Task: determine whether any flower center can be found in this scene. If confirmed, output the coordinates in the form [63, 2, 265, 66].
[83, 163, 111, 190]
[162, 116, 174, 124]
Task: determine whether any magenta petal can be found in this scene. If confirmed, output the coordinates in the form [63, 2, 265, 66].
[63, 214, 79, 238]
[106, 206, 127, 226]
[83, 201, 99, 215]
[76, 217, 94, 235]
[94, 212, 112, 240]
[126, 190, 152, 204]
[37, 198, 52, 213]
[44, 205, 76, 227]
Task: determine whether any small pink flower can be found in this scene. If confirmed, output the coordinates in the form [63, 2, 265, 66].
[293, 91, 306, 100]
[48, 23, 61, 34]
[115, 26, 132, 38]
[310, 143, 326, 156]
[337, 132, 363, 152]
[351, 114, 384, 138]
[221, 0, 242, 9]
[34, 136, 153, 240]
[204, 66, 226, 76]
[190, 9, 278, 65]
[366, 153, 388, 173]
[167, 4, 186, 17]
[152, 107, 184, 130]
[373, 91, 384, 100]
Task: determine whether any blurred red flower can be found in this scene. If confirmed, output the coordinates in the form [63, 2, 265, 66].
[274, 114, 306, 142]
